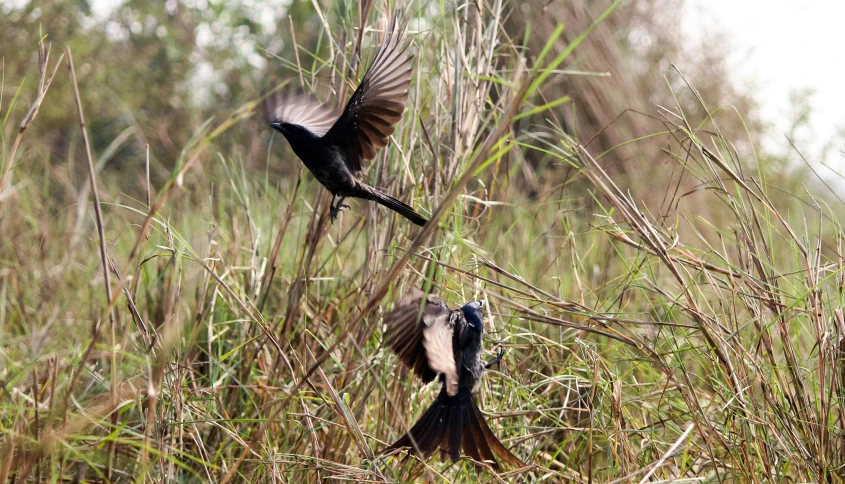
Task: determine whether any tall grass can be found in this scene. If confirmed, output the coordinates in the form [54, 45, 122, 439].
[1, 1, 843, 482]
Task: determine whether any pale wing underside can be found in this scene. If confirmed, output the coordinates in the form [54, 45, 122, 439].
[264, 87, 338, 137]
[422, 313, 458, 395]
[384, 289, 452, 385]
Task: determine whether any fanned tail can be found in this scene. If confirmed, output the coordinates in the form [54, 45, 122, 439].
[467, 390, 526, 468]
[366, 187, 428, 226]
[383, 388, 525, 470]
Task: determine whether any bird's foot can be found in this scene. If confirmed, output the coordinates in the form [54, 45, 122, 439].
[329, 199, 351, 224]
[485, 347, 506, 370]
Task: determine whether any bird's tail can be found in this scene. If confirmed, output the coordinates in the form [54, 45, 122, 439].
[366, 188, 428, 226]
[383, 387, 525, 470]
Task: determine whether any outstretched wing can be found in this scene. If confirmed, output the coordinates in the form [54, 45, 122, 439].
[264, 87, 338, 137]
[383, 289, 457, 390]
[325, 12, 413, 172]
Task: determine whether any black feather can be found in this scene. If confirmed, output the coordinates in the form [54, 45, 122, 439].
[367, 189, 428, 226]
[383, 387, 524, 470]
[382, 290, 525, 469]
[265, 11, 426, 226]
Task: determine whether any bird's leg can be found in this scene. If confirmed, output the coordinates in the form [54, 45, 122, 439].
[336, 196, 350, 211]
[329, 194, 338, 223]
[329, 195, 351, 223]
[485, 347, 505, 370]
[329, 195, 338, 223]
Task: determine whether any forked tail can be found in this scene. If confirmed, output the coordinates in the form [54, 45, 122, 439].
[383, 387, 524, 470]
[367, 188, 428, 226]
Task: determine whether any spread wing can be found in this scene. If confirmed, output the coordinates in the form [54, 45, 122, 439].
[383, 289, 457, 390]
[264, 87, 338, 137]
[325, 12, 413, 172]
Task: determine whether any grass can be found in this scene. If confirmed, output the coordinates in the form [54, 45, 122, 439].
[1, 1, 844, 482]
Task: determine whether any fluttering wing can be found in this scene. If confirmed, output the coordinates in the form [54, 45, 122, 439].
[383, 289, 459, 393]
[264, 87, 338, 137]
[325, 13, 413, 172]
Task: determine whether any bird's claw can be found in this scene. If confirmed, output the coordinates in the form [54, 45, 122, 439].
[329, 202, 351, 224]
[486, 347, 506, 369]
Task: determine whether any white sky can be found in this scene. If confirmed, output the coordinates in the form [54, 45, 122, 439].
[684, 0, 845, 180]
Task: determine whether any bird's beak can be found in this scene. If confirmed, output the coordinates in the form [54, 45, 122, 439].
[269, 121, 284, 132]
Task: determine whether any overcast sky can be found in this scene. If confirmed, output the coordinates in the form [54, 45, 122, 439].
[684, 0, 845, 179]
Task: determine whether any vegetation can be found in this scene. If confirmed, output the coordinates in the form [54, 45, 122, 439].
[1, 0, 843, 482]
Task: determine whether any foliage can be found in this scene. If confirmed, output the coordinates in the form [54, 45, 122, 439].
[1, 0, 843, 482]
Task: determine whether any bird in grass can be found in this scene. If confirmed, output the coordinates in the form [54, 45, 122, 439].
[381, 289, 525, 470]
[264, 13, 428, 226]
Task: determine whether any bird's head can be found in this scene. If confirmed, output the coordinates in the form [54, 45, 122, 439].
[460, 300, 485, 332]
[269, 121, 317, 140]
[269, 121, 322, 157]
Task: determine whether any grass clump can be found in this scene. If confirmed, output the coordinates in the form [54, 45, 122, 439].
[1, 1, 844, 482]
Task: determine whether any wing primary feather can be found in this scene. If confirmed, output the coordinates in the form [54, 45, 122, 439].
[325, 10, 414, 172]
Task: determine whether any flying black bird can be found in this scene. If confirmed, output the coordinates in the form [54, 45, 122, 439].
[382, 290, 525, 470]
[264, 14, 428, 226]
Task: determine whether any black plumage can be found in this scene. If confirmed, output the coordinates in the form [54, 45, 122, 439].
[382, 290, 525, 470]
[264, 14, 427, 226]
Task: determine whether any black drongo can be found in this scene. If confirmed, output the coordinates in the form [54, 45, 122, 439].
[265, 14, 427, 226]
[382, 290, 525, 470]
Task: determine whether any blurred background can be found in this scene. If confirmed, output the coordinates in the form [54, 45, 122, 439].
[2, 0, 842, 197]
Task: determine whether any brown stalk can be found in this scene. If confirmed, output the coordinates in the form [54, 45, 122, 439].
[257, 165, 303, 311]
[108, 258, 150, 346]
[145, 143, 151, 209]
[289, 16, 305, 88]
[0, 41, 64, 200]
[64, 46, 120, 482]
